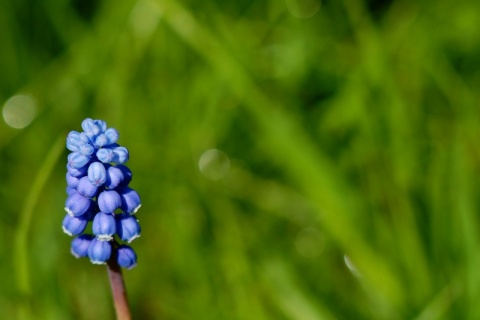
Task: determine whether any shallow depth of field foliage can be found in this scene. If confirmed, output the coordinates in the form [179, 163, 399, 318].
[1, 0, 480, 319]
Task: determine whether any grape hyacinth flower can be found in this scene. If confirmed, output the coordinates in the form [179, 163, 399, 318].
[63, 118, 141, 318]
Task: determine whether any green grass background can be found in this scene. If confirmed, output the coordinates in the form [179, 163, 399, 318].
[1, 0, 480, 319]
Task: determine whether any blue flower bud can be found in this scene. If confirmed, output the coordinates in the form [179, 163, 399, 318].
[65, 192, 92, 217]
[117, 245, 137, 269]
[77, 142, 95, 156]
[116, 164, 132, 187]
[116, 214, 141, 242]
[81, 118, 95, 132]
[62, 214, 88, 236]
[112, 146, 129, 163]
[104, 128, 119, 145]
[71, 234, 94, 258]
[119, 187, 141, 214]
[94, 119, 107, 132]
[80, 132, 90, 142]
[94, 134, 108, 148]
[96, 148, 115, 163]
[66, 131, 83, 152]
[82, 118, 102, 140]
[93, 128, 118, 148]
[67, 163, 88, 177]
[88, 162, 106, 186]
[88, 238, 112, 264]
[98, 190, 122, 213]
[66, 173, 79, 188]
[68, 152, 90, 169]
[66, 186, 77, 196]
[92, 212, 116, 240]
[105, 166, 124, 189]
[76, 176, 99, 198]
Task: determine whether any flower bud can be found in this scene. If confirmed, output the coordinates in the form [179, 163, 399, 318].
[77, 142, 94, 156]
[88, 238, 112, 264]
[82, 118, 102, 139]
[116, 164, 132, 187]
[71, 234, 94, 258]
[65, 192, 91, 217]
[104, 128, 119, 145]
[98, 190, 122, 213]
[96, 148, 115, 163]
[68, 152, 90, 169]
[76, 176, 98, 198]
[117, 245, 137, 269]
[116, 214, 141, 243]
[119, 187, 141, 214]
[112, 146, 129, 163]
[67, 163, 88, 177]
[66, 131, 82, 152]
[94, 128, 119, 148]
[66, 186, 77, 196]
[105, 166, 124, 189]
[88, 162, 106, 186]
[62, 214, 88, 236]
[66, 173, 79, 188]
[94, 119, 107, 132]
[95, 134, 108, 148]
[92, 212, 116, 240]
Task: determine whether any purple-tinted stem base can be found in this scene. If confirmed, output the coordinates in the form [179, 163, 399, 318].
[107, 257, 132, 320]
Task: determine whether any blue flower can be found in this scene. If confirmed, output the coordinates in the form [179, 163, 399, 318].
[67, 152, 90, 169]
[82, 118, 104, 140]
[117, 245, 137, 269]
[112, 146, 129, 163]
[98, 190, 122, 213]
[92, 212, 116, 240]
[65, 192, 92, 217]
[105, 166, 124, 189]
[62, 214, 88, 236]
[77, 176, 99, 198]
[63, 118, 142, 268]
[116, 165, 132, 187]
[88, 162, 107, 187]
[104, 128, 119, 145]
[66, 131, 90, 152]
[116, 214, 141, 243]
[66, 186, 77, 196]
[71, 234, 94, 258]
[66, 173, 79, 188]
[67, 163, 88, 178]
[118, 187, 142, 214]
[88, 238, 112, 264]
[94, 128, 119, 148]
[96, 148, 115, 163]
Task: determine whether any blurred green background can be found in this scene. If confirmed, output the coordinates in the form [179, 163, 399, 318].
[1, 0, 480, 319]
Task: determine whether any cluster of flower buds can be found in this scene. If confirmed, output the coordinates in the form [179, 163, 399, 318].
[63, 119, 141, 269]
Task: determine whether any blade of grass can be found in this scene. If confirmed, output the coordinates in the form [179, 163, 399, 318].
[13, 135, 64, 309]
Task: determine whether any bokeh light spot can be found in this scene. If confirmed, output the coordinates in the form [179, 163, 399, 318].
[198, 149, 230, 180]
[295, 227, 325, 258]
[2, 94, 37, 129]
[285, 0, 321, 19]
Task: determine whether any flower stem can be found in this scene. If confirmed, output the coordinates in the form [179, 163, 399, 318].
[107, 256, 132, 320]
